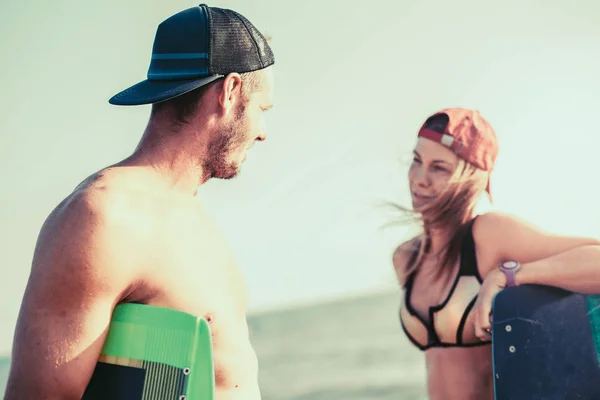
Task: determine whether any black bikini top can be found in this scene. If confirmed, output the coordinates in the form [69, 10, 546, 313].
[399, 219, 491, 350]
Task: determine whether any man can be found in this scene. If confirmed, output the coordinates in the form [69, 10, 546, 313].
[5, 4, 274, 399]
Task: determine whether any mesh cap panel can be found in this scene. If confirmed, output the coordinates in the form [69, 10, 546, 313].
[207, 7, 275, 75]
[108, 4, 275, 106]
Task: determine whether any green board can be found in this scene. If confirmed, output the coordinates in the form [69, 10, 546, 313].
[586, 294, 600, 366]
[82, 303, 215, 400]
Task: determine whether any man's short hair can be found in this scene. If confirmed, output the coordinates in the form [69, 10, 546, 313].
[150, 70, 264, 125]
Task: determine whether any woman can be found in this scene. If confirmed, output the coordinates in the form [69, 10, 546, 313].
[393, 107, 600, 399]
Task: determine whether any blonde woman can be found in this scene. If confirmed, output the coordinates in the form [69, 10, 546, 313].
[393, 108, 600, 399]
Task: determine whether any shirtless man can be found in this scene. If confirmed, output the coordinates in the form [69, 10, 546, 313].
[5, 5, 274, 400]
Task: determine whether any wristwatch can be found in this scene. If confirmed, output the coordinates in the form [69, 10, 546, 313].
[500, 260, 521, 287]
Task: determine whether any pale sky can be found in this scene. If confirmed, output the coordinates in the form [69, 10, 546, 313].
[1, 0, 599, 356]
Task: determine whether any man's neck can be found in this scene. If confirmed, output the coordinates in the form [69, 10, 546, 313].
[119, 126, 210, 197]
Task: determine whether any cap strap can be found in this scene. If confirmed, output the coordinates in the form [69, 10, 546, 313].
[418, 128, 463, 154]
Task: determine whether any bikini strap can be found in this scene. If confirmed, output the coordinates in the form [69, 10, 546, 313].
[459, 217, 483, 282]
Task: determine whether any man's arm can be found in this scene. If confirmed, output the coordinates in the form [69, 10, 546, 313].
[5, 193, 136, 400]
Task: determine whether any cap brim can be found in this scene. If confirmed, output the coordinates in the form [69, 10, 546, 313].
[108, 74, 224, 106]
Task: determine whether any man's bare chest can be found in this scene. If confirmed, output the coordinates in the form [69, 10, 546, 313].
[128, 221, 248, 321]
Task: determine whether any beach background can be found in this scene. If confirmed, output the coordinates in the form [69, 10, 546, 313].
[1, 0, 600, 398]
[0, 290, 428, 399]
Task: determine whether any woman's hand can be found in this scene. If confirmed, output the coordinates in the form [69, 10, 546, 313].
[473, 268, 506, 341]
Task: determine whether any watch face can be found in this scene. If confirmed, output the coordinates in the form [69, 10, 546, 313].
[503, 260, 519, 270]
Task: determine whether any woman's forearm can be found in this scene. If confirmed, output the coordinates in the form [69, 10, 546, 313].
[516, 245, 600, 294]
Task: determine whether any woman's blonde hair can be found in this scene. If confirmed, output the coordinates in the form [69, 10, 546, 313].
[388, 110, 497, 285]
[389, 152, 490, 286]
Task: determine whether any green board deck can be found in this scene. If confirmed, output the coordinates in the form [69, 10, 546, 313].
[82, 303, 215, 400]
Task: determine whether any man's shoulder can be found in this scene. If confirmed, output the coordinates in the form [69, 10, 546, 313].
[46, 171, 212, 259]
[40, 181, 165, 263]
[49, 183, 133, 233]
[27, 187, 141, 300]
[59, 175, 175, 228]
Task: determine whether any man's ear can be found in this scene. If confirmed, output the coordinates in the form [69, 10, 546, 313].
[218, 73, 243, 115]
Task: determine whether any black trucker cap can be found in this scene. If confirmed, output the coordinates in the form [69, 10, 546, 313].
[109, 4, 275, 106]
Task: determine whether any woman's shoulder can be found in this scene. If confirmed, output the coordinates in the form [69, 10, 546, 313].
[470, 211, 540, 277]
[393, 236, 420, 257]
[472, 210, 600, 270]
[392, 236, 421, 284]
[472, 211, 524, 244]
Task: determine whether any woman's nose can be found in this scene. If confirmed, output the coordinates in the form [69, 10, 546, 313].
[413, 166, 430, 188]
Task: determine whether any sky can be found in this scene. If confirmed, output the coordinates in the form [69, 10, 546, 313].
[1, 0, 600, 355]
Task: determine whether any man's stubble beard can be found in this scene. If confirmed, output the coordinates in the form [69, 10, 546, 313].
[203, 109, 249, 180]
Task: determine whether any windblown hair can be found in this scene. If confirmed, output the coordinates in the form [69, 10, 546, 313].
[393, 114, 490, 285]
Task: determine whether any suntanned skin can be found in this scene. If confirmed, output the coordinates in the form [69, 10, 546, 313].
[5, 67, 274, 400]
[395, 213, 600, 400]
[394, 137, 600, 400]
[395, 232, 495, 400]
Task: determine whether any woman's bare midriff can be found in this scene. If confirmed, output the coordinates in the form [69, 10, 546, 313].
[425, 345, 494, 400]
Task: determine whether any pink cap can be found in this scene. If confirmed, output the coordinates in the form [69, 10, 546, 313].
[417, 108, 498, 197]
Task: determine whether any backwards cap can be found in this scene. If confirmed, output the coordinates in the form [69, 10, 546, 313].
[417, 108, 498, 197]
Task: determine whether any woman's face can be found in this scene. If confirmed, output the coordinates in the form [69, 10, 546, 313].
[409, 137, 459, 209]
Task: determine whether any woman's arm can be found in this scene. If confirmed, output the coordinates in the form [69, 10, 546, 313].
[474, 211, 600, 282]
[471, 211, 600, 339]
[513, 245, 600, 294]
